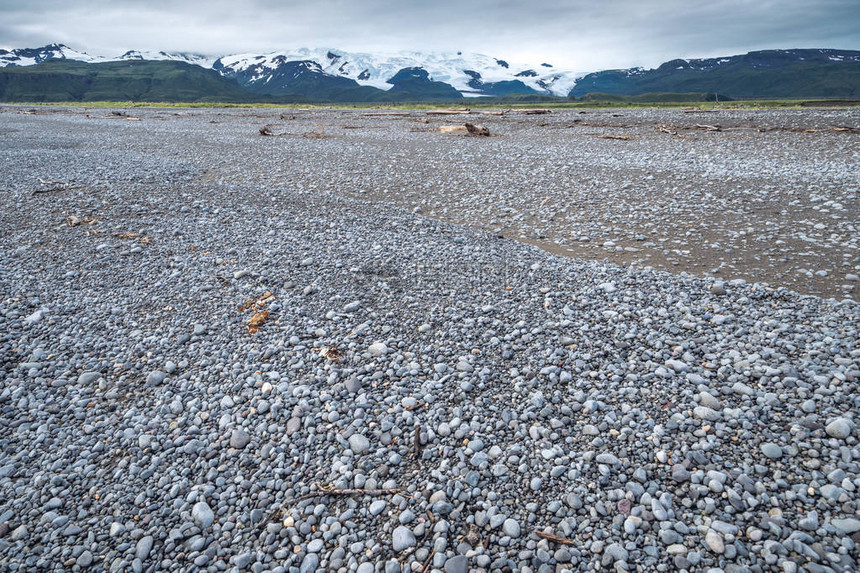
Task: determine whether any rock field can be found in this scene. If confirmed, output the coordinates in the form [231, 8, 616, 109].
[0, 105, 858, 573]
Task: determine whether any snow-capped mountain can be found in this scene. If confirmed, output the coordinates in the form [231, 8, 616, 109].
[0, 43, 104, 67]
[0, 43, 578, 98]
[116, 50, 219, 68]
[213, 48, 577, 97]
[4, 44, 858, 101]
[569, 48, 860, 99]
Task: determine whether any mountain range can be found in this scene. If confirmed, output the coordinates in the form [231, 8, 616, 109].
[1, 43, 858, 102]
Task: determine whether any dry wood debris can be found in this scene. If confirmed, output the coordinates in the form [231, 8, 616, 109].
[534, 530, 576, 545]
[238, 291, 275, 334]
[114, 232, 151, 244]
[34, 178, 83, 195]
[66, 215, 99, 227]
[465, 122, 490, 136]
[426, 108, 471, 116]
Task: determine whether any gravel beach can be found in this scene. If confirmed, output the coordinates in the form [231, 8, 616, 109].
[1, 105, 858, 573]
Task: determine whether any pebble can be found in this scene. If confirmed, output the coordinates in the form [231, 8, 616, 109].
[368, 342, 388, 357]
[831, 518, 860, 534]
[146, 370, 166, 386]
[392, 525, 416, 551]
[761, 443, 783, 459]
[230, 429, 251, 449]
[1, 109, 858, 573]
[192, 501, 214, 529]
[135, 536, 154, 560]
[705, 529, 725, 554]
[348, 434, 370, 454]
[825, 418, 853, 439]
[502, 518, 521, 538]
[445, 555, 468, 573]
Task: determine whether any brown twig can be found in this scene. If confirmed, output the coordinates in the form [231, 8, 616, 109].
[34, 178, 83, 195]
[297, 486, 400, 501]
[413, 424, 422, 457]
[534, 530, 576, 545]
[420, 551, 434, 573]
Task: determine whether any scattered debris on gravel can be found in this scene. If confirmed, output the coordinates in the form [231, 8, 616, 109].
[0, 104, 857, 573]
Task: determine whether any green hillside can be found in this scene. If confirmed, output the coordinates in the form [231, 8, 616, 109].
[570, 50, 860, 99]
[0, 59, 255, 102]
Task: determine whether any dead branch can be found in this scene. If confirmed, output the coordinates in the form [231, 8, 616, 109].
[362, 112, 412, 117]
[511, 108, 552, 115]
[297, 486, 400, 501]
[66, 215, 99, 227]
[238, 291, 275, 312]
[259, 125, 276, 136]
[534, 530, 576, 545]
[426, 108, 471, 115]
[439, 125, 467, 134]
[413, 424, 422, 457]
[302, 130, 332, 139]
[85, 111, 140, 121]
[596, 134, 631, 141]
[694, 124, 722, 132]
[315, 345, 343, 362]
[34, 178, 83, 195]
[420, 551, 434, 573]
[114, 232, 151, 243]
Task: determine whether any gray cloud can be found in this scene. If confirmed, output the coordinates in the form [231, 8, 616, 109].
[0, 0, 857, 71]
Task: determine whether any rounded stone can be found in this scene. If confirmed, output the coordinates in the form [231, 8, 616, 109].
[825, 418, 852, 439]
[760, 443, 783, 459]
[502, 518, 521, 538]
[392, 525, 416, 552]
[230, 429, 251, 449]
[192, 501, 215, 529]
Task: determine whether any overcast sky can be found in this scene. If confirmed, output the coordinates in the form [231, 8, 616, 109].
[1, 0, 857, 71]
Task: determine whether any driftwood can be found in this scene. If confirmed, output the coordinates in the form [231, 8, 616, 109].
[426, 108, 471, 115]
[86, 111, 140, 121]
[596, 134, 631, 141]
[441, 123, 491, 136]
[34, 178, 83, 195]
[298, 486, 400, 501]
[363, 112, 411, 117]
[413, 424, 422, 457]
[695, 124, 722, 132]
[247, 310, 269, 334]
[465, 123, 490, 136]
[534, 530, 576, 545]
[511, 108, 552, 115]
[259, 125, 276, 136]
[66, 215, 99, 227]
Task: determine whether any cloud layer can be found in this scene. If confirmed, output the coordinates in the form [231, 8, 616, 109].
[1, 0, 858, 71]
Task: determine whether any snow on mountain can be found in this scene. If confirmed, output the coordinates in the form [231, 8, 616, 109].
[116, 50, 219, 68]
[0, 43, 104, 67]
[1, 43, 578, 97]
[214, 48, 578, 96]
